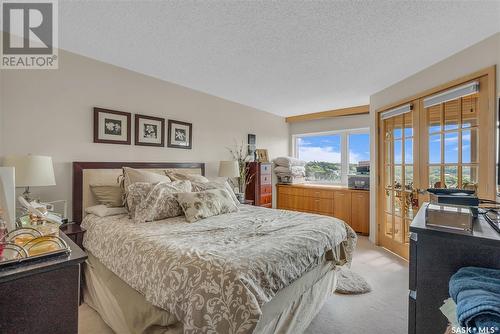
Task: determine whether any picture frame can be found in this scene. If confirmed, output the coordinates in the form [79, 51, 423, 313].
[134, 114, 165, 147]
[167, 120, 192, 149]
[93, 107, 131, 145]
[248, 134, 256, 159]
[255, 149, 269, 162]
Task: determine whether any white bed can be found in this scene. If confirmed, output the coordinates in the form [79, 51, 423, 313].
[72, 162, 356, 334]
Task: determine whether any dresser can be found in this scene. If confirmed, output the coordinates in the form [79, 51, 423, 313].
[245, 162, 272, 208]
[0, 233, 87, 334]
[276, 184, 369, 234]
[409, 204, 500, 334]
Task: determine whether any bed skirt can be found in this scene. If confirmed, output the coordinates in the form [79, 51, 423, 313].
[83, 252, 337, 334]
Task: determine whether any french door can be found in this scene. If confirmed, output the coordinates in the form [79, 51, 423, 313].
[378, 73, 494, 259]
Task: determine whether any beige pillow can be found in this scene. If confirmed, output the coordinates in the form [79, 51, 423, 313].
[85, 205, 127, 217]
[122, 167, 172, 192]
[191, 180, 240, 206]
[174, 189, 238, 223]
[90, 184, 124, 207]
[133, 181, 192, 223]
[166, 171, 209, 183]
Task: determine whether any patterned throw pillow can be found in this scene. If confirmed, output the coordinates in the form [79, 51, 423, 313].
[191, 181, 240, 206]
[129, 181, 192, 223]
[126, 182, 153, 218]
[174, 189, 239, 223]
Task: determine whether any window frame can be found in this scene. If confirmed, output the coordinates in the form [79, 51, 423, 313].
[292, 127, 370, 185]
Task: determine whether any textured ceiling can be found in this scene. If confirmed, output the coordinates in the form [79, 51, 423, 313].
[59, 1, 500, 116]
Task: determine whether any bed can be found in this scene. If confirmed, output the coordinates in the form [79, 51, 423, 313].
[72, 161, 356, 334]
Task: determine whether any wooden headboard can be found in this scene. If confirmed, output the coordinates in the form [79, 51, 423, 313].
[72, 161, 205, 223]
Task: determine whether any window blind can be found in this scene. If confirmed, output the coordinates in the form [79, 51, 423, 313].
[380, 103, 413, 120]
[423, 81, 479, 108]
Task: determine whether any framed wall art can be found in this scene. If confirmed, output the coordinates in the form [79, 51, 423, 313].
[135, 114, 165, 147]
[255, 149, 269, 162]
[93, 107, 131, 145]
[167, 120, 192, 149]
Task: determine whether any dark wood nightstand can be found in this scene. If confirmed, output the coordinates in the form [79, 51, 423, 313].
[60, 223, 86, 249]
[0, 234, 87, 334]
[243, 199, 254, 205]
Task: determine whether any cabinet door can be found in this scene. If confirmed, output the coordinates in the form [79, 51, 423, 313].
[350, 192, 369, 234]
[333, 191, 351, 224]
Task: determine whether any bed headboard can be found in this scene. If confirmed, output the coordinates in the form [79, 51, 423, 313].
[72, 161, 205, 223]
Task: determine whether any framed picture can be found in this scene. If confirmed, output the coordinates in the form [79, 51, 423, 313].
[135, 114, 165, 147]
[167, 120, 192, 149]
[93, 107, 131, 145]
[248, 134, 256, 159]
[255, 149, 269, 162]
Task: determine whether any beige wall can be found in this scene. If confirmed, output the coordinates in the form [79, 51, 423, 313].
[0, 50, 289, 218]
[368, 32, 500, 243]
[288, 114, 370, 154]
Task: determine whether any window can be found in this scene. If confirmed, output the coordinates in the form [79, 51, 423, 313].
[294, 129, 370, 185]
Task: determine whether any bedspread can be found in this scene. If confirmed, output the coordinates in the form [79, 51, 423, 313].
[82, 205, 356, 334]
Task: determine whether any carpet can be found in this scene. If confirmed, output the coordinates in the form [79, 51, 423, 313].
[335, 266, 372, 294]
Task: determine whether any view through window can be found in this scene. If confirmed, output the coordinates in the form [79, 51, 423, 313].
[295, 129, 370, 184]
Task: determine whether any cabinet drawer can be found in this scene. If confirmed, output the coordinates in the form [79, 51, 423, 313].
[261, 184, 272, 195]
[260, 174, 272, 185]
[312, 198, 334, 214]
[303, 188, 334, 199]
[260, 164, 272, 175]
[260, 194, 272, 205]
[277, 194, 332, 215]
[277, 186, 333, 199]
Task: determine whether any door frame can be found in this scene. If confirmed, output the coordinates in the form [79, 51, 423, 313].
[375, 66, 497, 254]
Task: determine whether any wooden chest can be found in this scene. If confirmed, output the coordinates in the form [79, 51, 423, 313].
[245, 162, 272, 208]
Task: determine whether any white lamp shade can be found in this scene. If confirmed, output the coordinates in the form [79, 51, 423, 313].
[3, 155, 56, 187]
[218, 160, 240, 178]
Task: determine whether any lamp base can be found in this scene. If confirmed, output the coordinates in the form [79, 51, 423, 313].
[22, 187, 33, 202]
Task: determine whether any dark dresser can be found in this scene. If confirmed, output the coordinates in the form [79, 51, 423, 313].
[245, 162, 272, 208]
[409, 203, 500, 334]
[0, 233, 87, 334]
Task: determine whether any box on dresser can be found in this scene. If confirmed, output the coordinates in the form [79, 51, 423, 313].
[245, 162, 272, 208]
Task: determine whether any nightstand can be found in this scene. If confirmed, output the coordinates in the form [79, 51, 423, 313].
[60, 223, 86, 249]
[0, 234, 87, 334]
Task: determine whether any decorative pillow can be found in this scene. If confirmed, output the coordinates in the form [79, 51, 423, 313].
[166, 171, 209, 183]
[85, 205, 127, 217]
[133, 180, 192, 223]
[122, 167, 172, 193]
[191, 180, 240, 206]
[90, 184, 124, 207]
[174, 189, 239, 223]
[126, 182, 154, 218]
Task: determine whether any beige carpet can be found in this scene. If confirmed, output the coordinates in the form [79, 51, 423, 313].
[79, 236, 408, 334]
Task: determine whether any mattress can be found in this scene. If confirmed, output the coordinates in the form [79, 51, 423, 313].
[81, 205, 356, 333]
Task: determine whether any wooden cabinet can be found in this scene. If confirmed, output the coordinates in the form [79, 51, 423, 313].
[277, 184, 369, 235]
[350, 191, 369, 234]
[246, 162, 272, 208]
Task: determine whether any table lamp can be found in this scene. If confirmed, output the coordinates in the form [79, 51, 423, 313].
[3, 155, 56, 201]
[218, 160, 240, 178]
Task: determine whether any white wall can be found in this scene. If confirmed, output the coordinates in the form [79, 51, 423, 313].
[288, 114, 370, 154]
[0, 50, 289, 219]
[368, 32, 500, 243]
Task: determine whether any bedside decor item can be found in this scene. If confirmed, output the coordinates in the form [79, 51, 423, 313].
[227, 142, 254, 202]
[248, 134, 256, 160]
[255, 149, 269, 163]
[167, 119, 192, 149]
[94, 107, 131, 145]
[3, 155, 56, 201]
[135, 114, 165, 147]
[0, 167, 16, 231]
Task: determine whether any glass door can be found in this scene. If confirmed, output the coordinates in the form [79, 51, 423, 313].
[424, 93, 479, 192]
[379, 107, 419, 259]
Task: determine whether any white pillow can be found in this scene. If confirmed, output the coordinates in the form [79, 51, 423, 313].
[85, 205, 127, 217]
